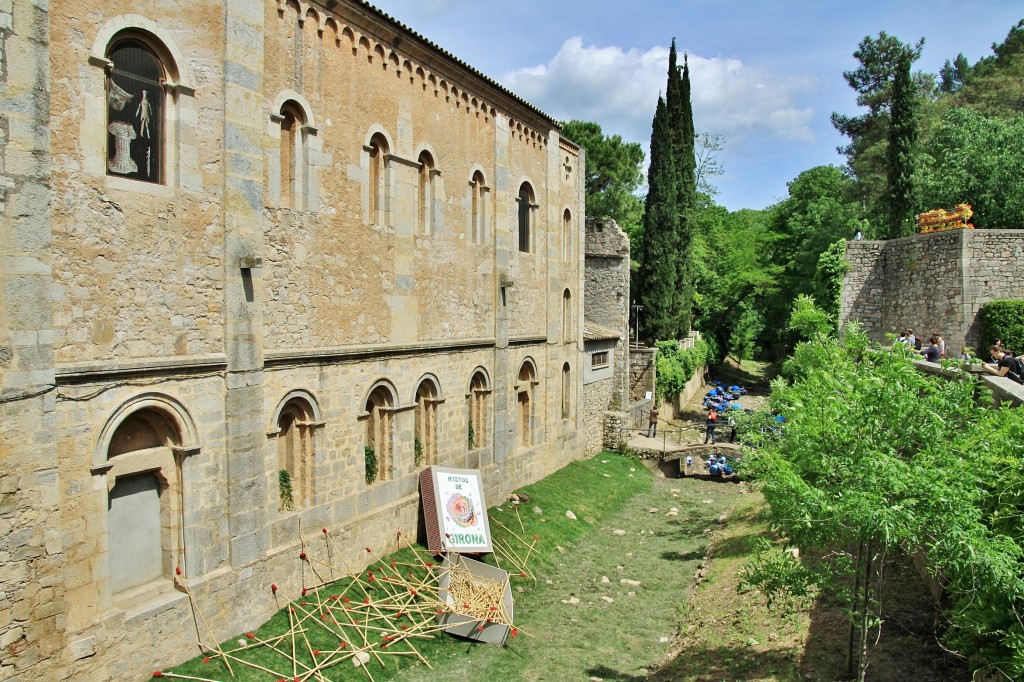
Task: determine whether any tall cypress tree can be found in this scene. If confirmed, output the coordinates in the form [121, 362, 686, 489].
[673, 53, 697, 335]
[635, 95, 679, 343]
[886, 52, 917, 239]
[636, 39, 699, 343]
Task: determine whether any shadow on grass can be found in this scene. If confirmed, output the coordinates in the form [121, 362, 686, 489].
[799, 554, 970, 682]
[659, 548, 706, 562]
[647, 643, 801, 681]
[708, 531, 762, 559]
[585, 664, 648, 681]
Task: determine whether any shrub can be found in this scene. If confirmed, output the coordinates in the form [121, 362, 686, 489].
[980, 299, 1024, 353]
[655, 338, 713, 402]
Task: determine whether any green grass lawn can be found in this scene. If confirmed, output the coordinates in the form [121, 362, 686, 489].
[166, 454, 747, 682]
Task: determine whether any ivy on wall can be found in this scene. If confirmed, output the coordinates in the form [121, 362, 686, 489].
[654, 337, 716, 402]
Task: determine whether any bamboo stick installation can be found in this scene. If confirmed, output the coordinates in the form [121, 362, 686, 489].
[160, 522, 540, 680]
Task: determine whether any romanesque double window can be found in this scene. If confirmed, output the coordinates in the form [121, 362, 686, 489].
[106, 39, 164, 183]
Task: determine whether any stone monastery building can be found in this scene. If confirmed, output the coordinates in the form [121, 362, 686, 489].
[0, 1, 631, 678]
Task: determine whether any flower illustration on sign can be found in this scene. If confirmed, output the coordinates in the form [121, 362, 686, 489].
[446, 493, 476, 528]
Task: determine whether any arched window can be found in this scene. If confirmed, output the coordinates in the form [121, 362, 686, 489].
[470, 171, 488, 244]
[562, 289, 572, 342]
[562, 209, 573, 262]
[105, 409, 183, 595]
[275, 397, 316, 510]
[516, 361, 537, 449]
[517, 182, 535, 253]
[414, 378, 439, 466]
[278, 102, 306, 210]
[365, 384, 394, 482]
[418, 151, 436, 234]
[106, 39, 164, 183]
[467, 370, 490, 450]
[562, 363, 572, 419]
[368, 134, 391, 226]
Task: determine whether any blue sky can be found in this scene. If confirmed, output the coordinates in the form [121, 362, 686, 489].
[369, 1, 1021, 212]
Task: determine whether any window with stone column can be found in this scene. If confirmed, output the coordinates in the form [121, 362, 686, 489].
[274, 397, 319, 511]
[467, 370, 490, 450]
[365, 384, 395, 482]
[368, 134, 391, 227]
[414, 378, 441, 467]
[418, 151, 437, 235]
[470, 170, 488, 244]
[516, 360, 538, 449]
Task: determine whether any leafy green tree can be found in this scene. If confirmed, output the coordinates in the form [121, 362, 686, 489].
[560, 120, 645, 239]
[760, 166, 863, 352]
[634, 95, 679, 343]
[885, 52, 917, 238]
[832, 33, 925, 218]
[741, 324, 1021, 680]
[954, 19, 1024, 117]
[691, 204, 780, 360]
[915, 107, 1024, 228]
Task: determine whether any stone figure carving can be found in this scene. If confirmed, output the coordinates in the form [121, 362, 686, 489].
[108, 79, 133, 111]
[136, 90, 152, 138]
[107, 122, 138, 174]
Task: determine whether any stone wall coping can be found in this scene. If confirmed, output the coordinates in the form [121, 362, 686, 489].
[264, 338, 497, 366]
[55, 354, 227, 383]
[909, 355, 1024, 406]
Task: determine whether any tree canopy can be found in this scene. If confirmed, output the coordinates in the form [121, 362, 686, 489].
[559, 120, 645, 239]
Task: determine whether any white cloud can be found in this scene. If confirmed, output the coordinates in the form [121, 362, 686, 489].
[500, 37, 819, 149]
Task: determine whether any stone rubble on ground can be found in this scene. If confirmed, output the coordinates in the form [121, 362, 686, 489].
[533, 506, 543, 515]
[600, 576, 610, 583]
[600, 596, 614, 603]
[562, 597, 580, 606]
[611, 529, 626, 536]
[565, 510, 577, 520]
[620, 578, 642, 586]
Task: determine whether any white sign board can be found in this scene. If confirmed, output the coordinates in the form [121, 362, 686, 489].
[425, 467, 492, 554]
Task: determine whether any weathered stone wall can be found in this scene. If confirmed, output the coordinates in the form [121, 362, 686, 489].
[0, 0, 64, 678]
[581, 217, 630, 455]
[629, 347, 655, 406]
[583, 379, 614, 455]
[841, 230, 1024, 351]
[1, 1, 590, 679]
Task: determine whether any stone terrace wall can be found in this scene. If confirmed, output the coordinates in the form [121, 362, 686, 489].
[841, 230, 1024, 351]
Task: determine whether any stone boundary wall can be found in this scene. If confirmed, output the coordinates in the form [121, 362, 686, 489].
[841, 230, 1024, 351]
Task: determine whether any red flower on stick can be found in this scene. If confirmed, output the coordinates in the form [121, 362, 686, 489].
[271, 584, 278, 593]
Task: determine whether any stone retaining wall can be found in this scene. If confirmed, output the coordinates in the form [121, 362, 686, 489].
[841, 230, 1024, 351]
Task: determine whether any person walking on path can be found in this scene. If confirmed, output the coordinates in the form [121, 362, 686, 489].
[646, 406, 659, 438]
[704, 408, 718, 444]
